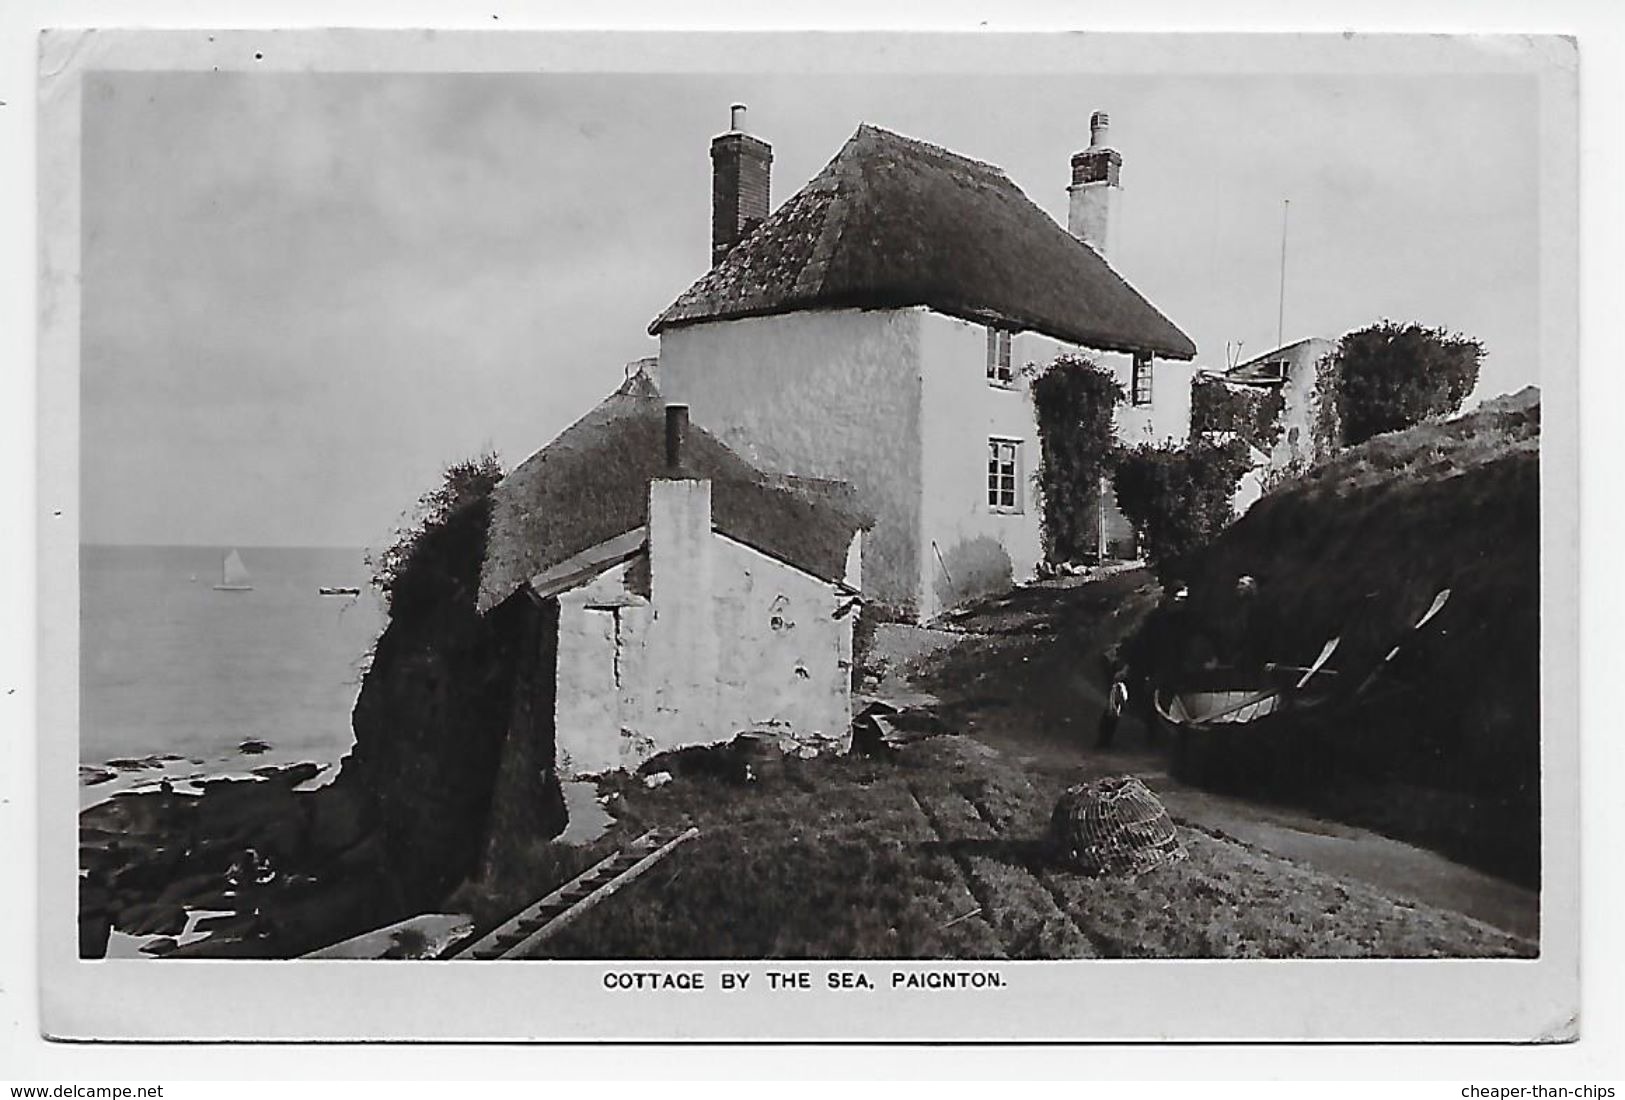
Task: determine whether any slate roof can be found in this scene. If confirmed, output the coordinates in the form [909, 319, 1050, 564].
[650, 124, 1197, 360]
[476, 372, 871, 614]
[1227, 337, 1334, 384]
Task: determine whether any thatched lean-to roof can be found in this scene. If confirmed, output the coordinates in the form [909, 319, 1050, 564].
[477, 373, 871, 614]
[650, 124, 1197, 360]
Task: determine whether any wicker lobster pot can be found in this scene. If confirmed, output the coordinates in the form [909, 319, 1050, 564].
[1048, 776, 1187, 876]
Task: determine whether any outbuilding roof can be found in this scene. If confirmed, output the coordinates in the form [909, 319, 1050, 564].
[1226, 337, 1334, 384]
[476, 372, 871, 614]
[650, 124, 1197, 360]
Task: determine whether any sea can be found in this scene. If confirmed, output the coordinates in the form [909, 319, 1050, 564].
[79, 544, 389, 808]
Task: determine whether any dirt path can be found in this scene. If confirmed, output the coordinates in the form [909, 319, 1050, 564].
[877, 573, 1539, 941]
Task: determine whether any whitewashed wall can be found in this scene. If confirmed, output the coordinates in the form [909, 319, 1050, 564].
[553, 559, 653, 777]
[660, 309, 924, 615]
[551, 524, 857, 779]
[917, 312, 1055, 619]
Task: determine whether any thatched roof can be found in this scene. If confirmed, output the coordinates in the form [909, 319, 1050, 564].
[477, 373, 871, 614]
[650, 124, 1197, 360]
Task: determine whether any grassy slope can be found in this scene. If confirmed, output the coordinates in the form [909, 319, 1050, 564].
[1128, 393, 1542, 884]
[454, 737, 1532, 960]
[448, 400, 1543, 958]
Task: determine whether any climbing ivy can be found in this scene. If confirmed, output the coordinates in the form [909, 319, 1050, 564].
[1031, 354, 1124, 563]
[1308, 350, 1344, 461]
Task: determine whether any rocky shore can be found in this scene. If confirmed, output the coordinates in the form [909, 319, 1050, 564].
[79, 761, 414, 958]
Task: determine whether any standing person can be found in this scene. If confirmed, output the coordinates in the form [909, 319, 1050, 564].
[1096, 662, 1130, 750]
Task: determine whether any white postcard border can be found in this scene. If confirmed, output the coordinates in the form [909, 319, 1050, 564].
[34, 28, 1580, 1045]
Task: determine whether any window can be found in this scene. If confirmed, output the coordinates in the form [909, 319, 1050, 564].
[1132, 353, 1154, 406]
[986, 327, 1014, 385]
[988, 438, 1021, 512]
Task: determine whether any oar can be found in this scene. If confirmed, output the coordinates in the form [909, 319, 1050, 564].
[1355, 588, 1452, 696]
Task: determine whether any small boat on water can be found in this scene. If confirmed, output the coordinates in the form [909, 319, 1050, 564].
[213, 549, 253, 592]
[318, 586, 361, 597]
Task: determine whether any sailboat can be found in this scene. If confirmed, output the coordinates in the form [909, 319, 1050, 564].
[214, 548, 253, 592]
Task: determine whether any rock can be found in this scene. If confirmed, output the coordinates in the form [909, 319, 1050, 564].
[157, 871, 229, 907]
[165, 933, 275, 959]
[252, 762, 323, 787]
[254, 872, 409, 958]
[111, 846, 188, 896]
[328, 828, 388, 872]
[194, 779, 302, 856]
[642, 771, 673, 789]
[852, 701, 952, 757]
[106, 756, 160, 772]
[303, 913, 475, 960]
[81, 767, 117, 786]
[193, 911, 257, 937]
[79, 909, 112, 959]
[238, 738, 272, 755]
[306, 785, 371, 855]
[117, 901, 189, 938]
[640, 741, 753, 786]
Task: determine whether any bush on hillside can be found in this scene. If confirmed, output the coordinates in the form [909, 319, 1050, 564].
[367, 453, 504, 620]
[1111, 438, 1251, 583]
[1330, 321, 1483, 446]
[1031, 355, 1124, 563]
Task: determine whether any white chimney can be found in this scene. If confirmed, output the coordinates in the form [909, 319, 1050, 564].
[645, 404, 720, 747]
[1067, 109, 1123, 259]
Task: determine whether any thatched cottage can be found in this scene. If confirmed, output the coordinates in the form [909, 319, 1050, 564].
[475, 371, 868, 778]
[649, 107, 1198, 619]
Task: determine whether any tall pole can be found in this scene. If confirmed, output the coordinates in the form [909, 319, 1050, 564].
[1277, 199, 1290, 350]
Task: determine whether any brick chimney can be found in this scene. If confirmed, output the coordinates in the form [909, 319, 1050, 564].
[710, 103, 773, 267]
[1068, 110, 1123, 259]
[664, 403, 689, 473]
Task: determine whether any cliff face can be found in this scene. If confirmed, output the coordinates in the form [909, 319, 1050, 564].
[1127, 393, 1542, 884]
[338, 495, 565, 906]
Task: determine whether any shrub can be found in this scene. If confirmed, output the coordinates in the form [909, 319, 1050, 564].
[1330, 321, 1483, 446]
[1111, 438, 1251, 583]
[1190, 374, 1286, 453]
[367, 453, 505, 619]
[1031, 355, 1124, 563]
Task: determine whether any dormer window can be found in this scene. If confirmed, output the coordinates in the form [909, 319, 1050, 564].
[1132, 353, 1154, 406]
[986, 327, 1014, 386]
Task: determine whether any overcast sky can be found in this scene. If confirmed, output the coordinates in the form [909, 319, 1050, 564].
[81, 69, 1539, 549]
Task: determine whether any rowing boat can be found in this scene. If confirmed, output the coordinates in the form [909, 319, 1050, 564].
[1152, 589, 1451, 794]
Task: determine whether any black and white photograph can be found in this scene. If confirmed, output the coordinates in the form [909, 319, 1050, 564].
[25, 24, 1591, 1048]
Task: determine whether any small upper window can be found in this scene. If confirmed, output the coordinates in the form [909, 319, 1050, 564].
[1132, 353, 1154, 406]
[988, 438, 1021, 512]
[986, 327, 1014, 385]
